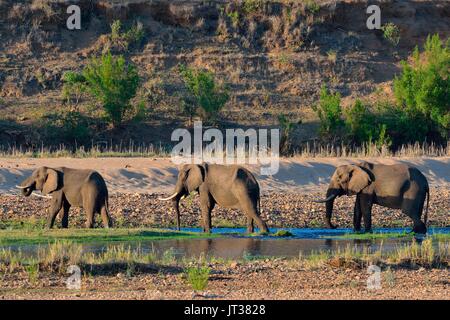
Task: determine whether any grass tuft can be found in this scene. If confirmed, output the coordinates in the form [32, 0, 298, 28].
[185, 265, 210, 291]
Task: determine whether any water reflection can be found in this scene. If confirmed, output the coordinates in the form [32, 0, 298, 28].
[2, 227, 448, 260]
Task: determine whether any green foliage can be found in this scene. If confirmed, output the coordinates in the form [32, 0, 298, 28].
[381, 23, 401, 46]
[179, 64, 229, 124]
[272, 230, 294, 237]
[62, 71, 86, 105]
[227, 10, 239, 28]
[344, 100, 391, 147]
[312, 86, 344, 141]
[185, 265, 210, 291]
[41, 110, 91, 143]
[109, 20, 145, 50]
[305, 0, 320, 15]
[278, 114, 301, 155]
[25, 262, 39, 284]
[393, 34, 450, 139]
[241, 0, 265, 15]
[315, 35, 449, 149]
[82, 52, 140, 127]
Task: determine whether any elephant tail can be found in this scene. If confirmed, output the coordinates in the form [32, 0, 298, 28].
[424, 187, 429, 226]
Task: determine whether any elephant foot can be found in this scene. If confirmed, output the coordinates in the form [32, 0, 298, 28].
[412, 223, 427, 234]
[364, 229, 373, 234]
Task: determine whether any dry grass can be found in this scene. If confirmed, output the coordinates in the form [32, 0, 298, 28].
[0, 140, 447, 158]
[1, 238, 448, 277]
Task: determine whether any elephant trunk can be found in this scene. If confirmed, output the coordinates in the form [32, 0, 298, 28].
[16, 177, 35, 197]
[324, 188, 339, 229]
[162, 181, 188, 231]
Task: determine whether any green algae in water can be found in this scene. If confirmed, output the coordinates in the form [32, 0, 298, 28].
[0, 228, 220, 245]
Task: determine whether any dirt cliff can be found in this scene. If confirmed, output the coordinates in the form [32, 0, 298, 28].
[0, 0, 449, 147]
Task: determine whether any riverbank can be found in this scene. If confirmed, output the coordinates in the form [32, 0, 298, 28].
[1, 188, 448, 230]
[0, 238, 448, 300]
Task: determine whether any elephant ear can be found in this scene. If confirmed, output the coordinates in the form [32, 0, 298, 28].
[348, 166, 372, 195]
[185, 164, 206, 193]
[42, 168, 59, 195]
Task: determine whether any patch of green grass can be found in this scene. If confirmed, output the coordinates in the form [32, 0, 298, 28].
[0, 218, 46, 230]
[326, 231, 412, 240]
[271, 230, 294, 237]
[326, 231, 449, 241]
[0, 228, 220, 245]
[185, 265, 210, 291]
[430, 233, 450, 241]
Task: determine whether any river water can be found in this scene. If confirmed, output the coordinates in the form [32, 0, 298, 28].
[3, 227, 448, 259]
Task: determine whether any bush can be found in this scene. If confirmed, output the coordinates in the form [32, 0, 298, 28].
[179, 64, 229, 124]
[62, 72, 86, 105]
[41, 110, 91, 143]
[381, 23, 401, 46]
[278, 114, 301, 155]
[185, 266, 210, 291]
[109, 20, 145, 51]
[312, 86, 345, 142]
[82, 52, 140, 127]
[393, 34, 449, 140]
[344, 100, 391, 147]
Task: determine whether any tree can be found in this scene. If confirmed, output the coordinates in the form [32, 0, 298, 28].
[179, 65, 229, 124]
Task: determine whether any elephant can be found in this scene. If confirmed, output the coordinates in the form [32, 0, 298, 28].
[159, 163, 269, 234]
[314, 162, 429, 234]
[17, 166, 112, 229]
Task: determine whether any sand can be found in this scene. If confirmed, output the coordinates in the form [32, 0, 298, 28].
[0, 157, 449, 195]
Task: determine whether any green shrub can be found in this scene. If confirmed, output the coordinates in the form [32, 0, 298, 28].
[312, 86, 345, 141]
[242, 0, 264, 15]
[179, 64, 229, 124]
[381, 23, 401, 46]
[41, 110, 91, 143]
[25, 262, 39, 284]
[344, 100, 391, 147]
[227, 11, 240, 28]
[305, 0, 320, 15]
[62, 72, 86, 105]
[185, 266, 210, 291]
[82, 52, 140, 127]
[278, 114, 301, 155]
[109, 20, 145, 50]
[393, 34, 449, 139]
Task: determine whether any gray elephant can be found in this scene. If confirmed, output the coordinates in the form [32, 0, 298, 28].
[159, 163, 269, 234]
[17, 166, 112, 229]
[315, 162, 429, 234]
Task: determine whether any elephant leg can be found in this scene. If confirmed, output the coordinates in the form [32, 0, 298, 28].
[238, 193, 269, 234]
[246, 216, 254, 234]
[359, 194, 373, 233]
[47, 194, 63, 229]
[60, 201, 71, 228]
[199, 189, 214, 233]
[83, 200, 96, 229]
[353, 195, 362, 232]
[402, 191, 427, 234]
[100, 204, 112, 229]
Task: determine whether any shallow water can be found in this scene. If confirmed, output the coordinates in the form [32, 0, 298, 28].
[3, 227, 449, 259]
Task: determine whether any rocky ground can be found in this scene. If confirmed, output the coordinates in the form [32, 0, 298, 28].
[0, 260, 448, 300]
[1, 187, 448, 229]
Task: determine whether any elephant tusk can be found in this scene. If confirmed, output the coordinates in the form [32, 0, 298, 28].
[31, 192, 52, 199]
[158, 192, 178, 201]
[313, 194, 337, 203]
[16, 185, 30, 189]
